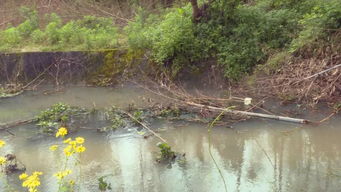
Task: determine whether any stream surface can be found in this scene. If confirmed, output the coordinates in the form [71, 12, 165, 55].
[0, 86, 341, 192]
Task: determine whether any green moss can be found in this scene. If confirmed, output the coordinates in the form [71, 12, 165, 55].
[86, 49, 144, 86]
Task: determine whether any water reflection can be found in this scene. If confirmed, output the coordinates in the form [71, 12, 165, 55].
[1, 116, 341, 191]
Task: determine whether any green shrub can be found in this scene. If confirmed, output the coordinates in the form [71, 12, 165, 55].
[31, 29, 45, 43]
[124, 7, 152, 50]
[126, 5, 204, 76]
[0, 27, 22, 45]
[17, 7, 39, 37]
[0, 11, 118, 51]
[147, 6, 197, 63]
[290, 0, 341, 52]
[44, 14, 63, 45]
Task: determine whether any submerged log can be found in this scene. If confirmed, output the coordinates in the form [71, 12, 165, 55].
[0, 118, 34, 130]
[185, 101, 311, 124]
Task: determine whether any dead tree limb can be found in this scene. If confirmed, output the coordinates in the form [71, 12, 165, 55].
[122, 111, 168, 143]
[303, 63, 341, 80]
[185, 101, 311, 124]
[0, 119, 35, 130]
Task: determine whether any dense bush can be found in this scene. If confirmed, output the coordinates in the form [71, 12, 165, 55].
[125, 1, 300, 79]
[125, 0, 340, 80]
[290, 0, 341, 52]
[125, 5, 203, 76]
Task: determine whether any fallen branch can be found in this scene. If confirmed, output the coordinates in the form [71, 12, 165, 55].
[122, 111, 168, 143]
[0, 118, 35, 130]
[303, 63, 341, 80]
[22, 64, 54, 90]
[185, 101, 311, 124]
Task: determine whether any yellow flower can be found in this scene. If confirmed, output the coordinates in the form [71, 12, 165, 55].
[19, 173, 29, 180]
[75, 145, 86, 153]
[0, 156, 6, 165]
[69, 140, 77, 146]
[0, 140, 6, 148]
[56, 127, 68, 138]
[49, 145, 59, 151]
[63, 145, 73, 156]
[63, 138, 72, 144]
[54, 169, 72, 180]
[75, 137, 85, 144]
[20, 171, 43, 192]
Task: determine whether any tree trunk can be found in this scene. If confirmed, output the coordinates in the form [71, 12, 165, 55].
[189, 0, 200, 21]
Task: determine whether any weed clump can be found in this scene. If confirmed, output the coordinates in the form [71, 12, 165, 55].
[157, 142, 176, 162]
[35, 103, 87, 134]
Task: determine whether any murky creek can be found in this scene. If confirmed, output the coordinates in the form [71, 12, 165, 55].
[0, 86, 341, 192]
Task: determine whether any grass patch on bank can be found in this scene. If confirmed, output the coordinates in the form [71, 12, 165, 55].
[0, 7, 118, 52]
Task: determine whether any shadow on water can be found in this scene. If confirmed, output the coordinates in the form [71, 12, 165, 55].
[1, 86, 341, 192]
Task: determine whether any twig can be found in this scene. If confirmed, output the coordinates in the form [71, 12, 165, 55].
[302, 63, 341, 80]
[319, 109, 340, 123]
[22, 64, 54, 90]
[122, 111, 167, 143]
[207, 109, 228, 192]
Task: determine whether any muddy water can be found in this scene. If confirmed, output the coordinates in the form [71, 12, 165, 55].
[1, 86, 341, 192]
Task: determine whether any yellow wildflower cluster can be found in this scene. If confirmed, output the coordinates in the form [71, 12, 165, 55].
[54, 169, 72, 180]
[63, 137, 86, 156]
[0, 139, 5, 148]
[19, 171, 43, 192]
[0, 156, 6, 165]
[50, 127, 86, 157]
[56, 127, 68, 138]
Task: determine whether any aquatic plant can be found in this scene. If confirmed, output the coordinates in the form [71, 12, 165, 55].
[35, 103, 88, 135]
[109, 113, 125, 130]
[98, 176, 112, 192]
[35, 103, 71, 133]
[157, 142, 176, 162]
[132, 110, 143, 123]
[103, 107, 126, 131]
[159, 106, 181, 118]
